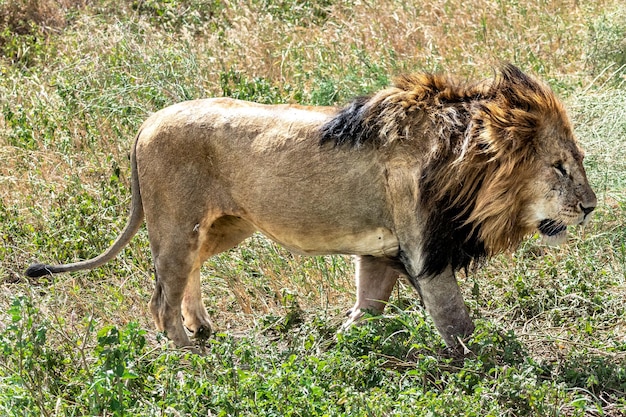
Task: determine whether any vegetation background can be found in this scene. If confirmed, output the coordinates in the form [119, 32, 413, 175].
[0, 0, 625, 415]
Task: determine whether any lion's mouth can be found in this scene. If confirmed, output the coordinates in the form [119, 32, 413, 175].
[538, 219, 567, 236]
[538, 219, 568, 244]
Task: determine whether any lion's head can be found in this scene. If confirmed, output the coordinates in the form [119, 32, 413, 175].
[454, 64, 597, 250]
[321, 64, 597, 275]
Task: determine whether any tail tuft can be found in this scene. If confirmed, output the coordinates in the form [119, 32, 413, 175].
[25, 263, 54, 278]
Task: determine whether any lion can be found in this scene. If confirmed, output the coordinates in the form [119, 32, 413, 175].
[26, 64, 596, 349]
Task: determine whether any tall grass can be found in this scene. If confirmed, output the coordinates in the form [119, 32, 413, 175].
[1, 0, 625, 415]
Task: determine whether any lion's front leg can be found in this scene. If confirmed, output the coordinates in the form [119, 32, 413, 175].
[344, 256, 399, 328]
[416, 267, 475, 349]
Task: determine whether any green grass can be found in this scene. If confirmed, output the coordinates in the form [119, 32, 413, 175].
[1, 0, 625, 415]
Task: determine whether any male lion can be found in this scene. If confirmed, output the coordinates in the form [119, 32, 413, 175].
[26, 64, 596, 349]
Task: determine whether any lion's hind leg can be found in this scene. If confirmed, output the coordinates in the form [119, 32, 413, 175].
[148, 215, 255, 347]
[181, 265, 213, 340]
[149, 239, 198, 347]
[181, 216, 256, 340]
[343, 256, 399, 329]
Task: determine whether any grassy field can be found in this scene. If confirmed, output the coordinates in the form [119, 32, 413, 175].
[1, 0, 625, 415]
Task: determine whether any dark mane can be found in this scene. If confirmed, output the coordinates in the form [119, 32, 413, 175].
[416, 64, 566, 274]
[319, 71, 491, 148]
[418, 159, 488, 276]
[318, 95, 373, 147]
[318, 64, 559, 150]
[319, 64, 570, 275]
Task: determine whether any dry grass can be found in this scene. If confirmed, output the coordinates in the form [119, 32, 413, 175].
[193, 0, 616, 91]
[11, 0, 612, 103]
[0, 0, 71, 35]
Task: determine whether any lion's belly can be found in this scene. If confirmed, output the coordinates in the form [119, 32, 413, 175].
[256, 226, 399, 257]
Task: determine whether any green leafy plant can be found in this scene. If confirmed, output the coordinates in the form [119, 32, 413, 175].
[86, 323, 148, 415]
[0, 297, 66, 417]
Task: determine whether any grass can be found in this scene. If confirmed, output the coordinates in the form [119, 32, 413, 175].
[1, 0, 625, 415]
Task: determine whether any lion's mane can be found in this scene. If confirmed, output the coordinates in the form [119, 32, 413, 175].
[320, 64, 570, 276]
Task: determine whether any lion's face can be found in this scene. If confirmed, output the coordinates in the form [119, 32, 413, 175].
[527, 127, 597, 245]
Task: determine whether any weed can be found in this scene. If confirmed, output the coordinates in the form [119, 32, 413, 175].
[86, 323, 148, 415]
[251, 0, 334, 27]
[0, 297, 61, 417]
[0, 0, 84, 65]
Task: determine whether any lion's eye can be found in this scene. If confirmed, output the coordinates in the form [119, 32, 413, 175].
[554, 162, 567, 177]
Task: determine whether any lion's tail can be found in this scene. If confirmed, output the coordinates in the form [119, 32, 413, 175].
[25, 132, 145, 278]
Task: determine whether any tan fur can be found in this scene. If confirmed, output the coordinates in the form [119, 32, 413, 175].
[26, 65, 596, 348]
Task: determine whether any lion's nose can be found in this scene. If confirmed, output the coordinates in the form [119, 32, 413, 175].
[580, 203, 595, 216]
